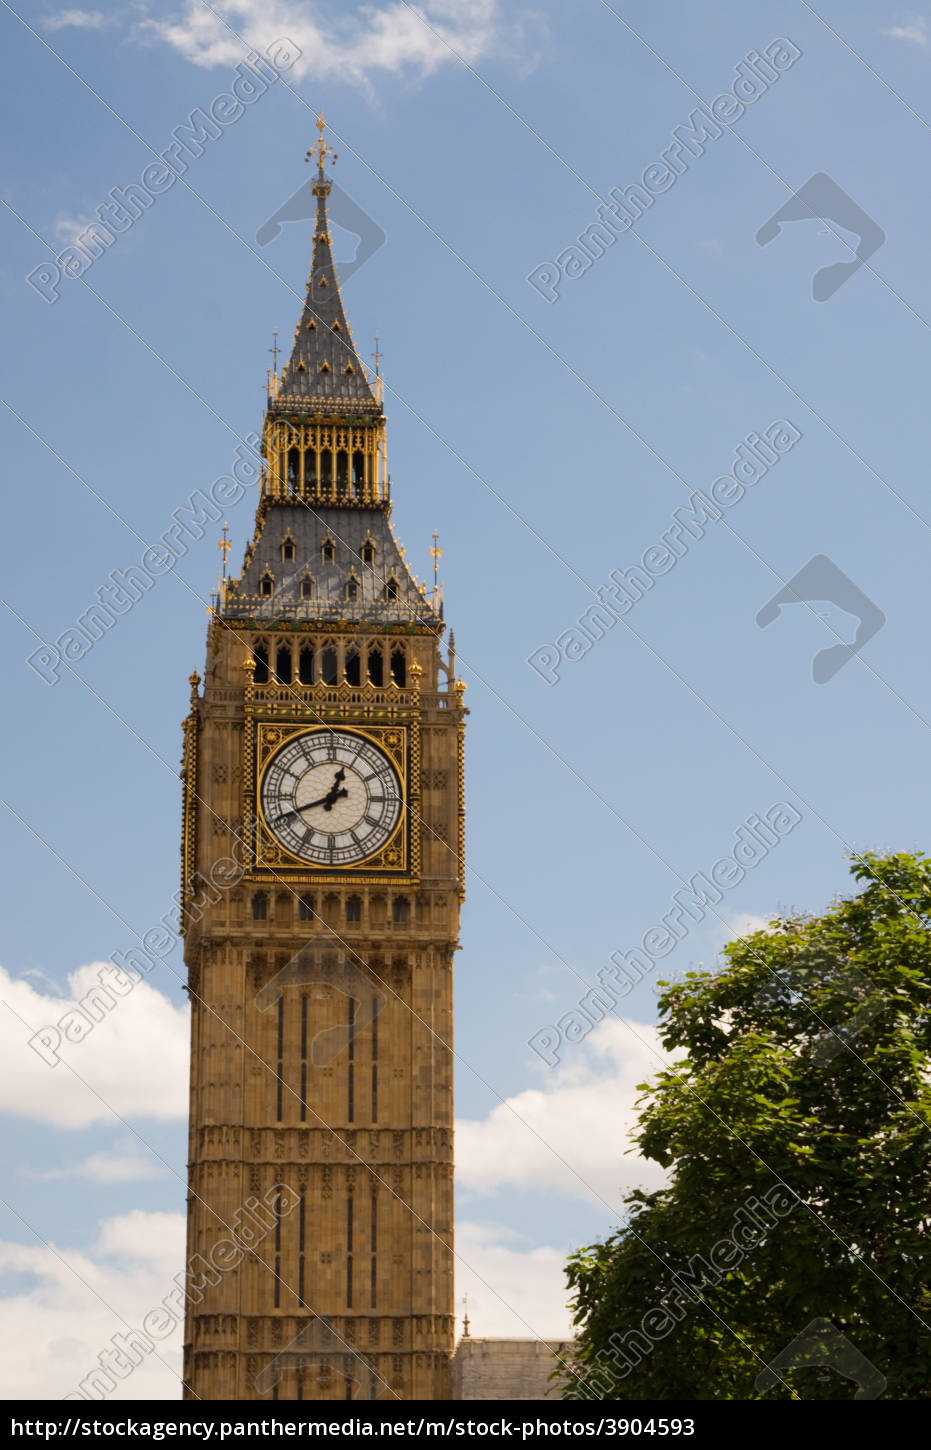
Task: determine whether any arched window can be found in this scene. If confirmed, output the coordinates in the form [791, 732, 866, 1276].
[305, 449, 316, 490]
[321, 647, 338, 686]
[384, 577, 398, 602]
[336, 450, 349, 495]
[361, 542, 375, 566]
[253, 644, 269, 684]
[252, 892, 268, 921]
[260, 572, 274, 597]
[322, 539, 335, 565]
[298, 895, 315, 922]
[390, 648, 406, 688]
[367, 649, 383, 687]
[320, 451, 332, 489]
[346, 895, 362, 923]
[281, 538, 295, 563]
[346, 577, 358, 601]
[392, 897, 409, 925]
[299, 646, 314, 684]
[345, 648, 361, 686]
[352, 451, 365, 487]
[275, 646, 292, 685]
[300, 576, 313, 600]
[287, 449, 300, 493]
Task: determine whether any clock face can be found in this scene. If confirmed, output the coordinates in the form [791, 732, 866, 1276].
[260, 729, 403, 866]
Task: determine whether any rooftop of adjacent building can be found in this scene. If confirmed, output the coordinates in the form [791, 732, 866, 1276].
[450, 1336, 575, 1402]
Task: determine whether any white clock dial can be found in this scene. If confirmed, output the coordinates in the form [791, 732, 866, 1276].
[260, 729, 402, 866]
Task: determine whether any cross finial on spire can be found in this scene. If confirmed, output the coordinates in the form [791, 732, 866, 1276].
[306, 110, 337, 180]
[430, 529, 442, 612]
[218, 522, 231, 582]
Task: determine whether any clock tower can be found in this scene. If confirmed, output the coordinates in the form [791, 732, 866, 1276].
[179, 122, 465, 1401]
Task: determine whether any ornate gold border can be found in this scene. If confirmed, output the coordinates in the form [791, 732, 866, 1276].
[242, 699, 420, 884]
[256, 721, 406, 871]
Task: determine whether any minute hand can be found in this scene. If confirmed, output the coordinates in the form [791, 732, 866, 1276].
[271, 796, 331, 824]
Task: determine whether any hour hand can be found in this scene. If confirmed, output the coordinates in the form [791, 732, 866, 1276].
[321, 768, 349, 810]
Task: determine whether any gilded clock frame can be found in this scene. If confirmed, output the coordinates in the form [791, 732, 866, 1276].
[243, 713, 420, 884]
[252, 720, 408, 875]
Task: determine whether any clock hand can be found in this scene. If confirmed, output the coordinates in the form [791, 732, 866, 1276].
[319, 767, 349, 811]
[273, 768, 351, 824]
[270, 796, 330, 824]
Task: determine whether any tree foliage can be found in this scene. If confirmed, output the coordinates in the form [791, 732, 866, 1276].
[564, 852, 931, 1400]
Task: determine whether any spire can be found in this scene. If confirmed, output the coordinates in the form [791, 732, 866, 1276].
[274, 113, 378, 412]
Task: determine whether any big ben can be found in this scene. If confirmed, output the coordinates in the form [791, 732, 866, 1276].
[179, 119, 465, 1401]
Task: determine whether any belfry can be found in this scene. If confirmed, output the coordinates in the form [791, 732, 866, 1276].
[179, 118, 465, 1400]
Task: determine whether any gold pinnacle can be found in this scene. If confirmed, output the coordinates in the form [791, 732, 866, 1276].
[306, 110, 337, 179]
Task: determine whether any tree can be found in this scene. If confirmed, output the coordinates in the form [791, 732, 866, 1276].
[563, 852, 931, 1400]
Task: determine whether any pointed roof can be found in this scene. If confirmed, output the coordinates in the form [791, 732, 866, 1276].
[274, 120, 379, 414]
[224, 503, 440, 629]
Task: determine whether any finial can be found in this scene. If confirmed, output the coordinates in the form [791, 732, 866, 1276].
[461, 1294, 471, 1338]
[306, 110, 337, 181]
[430, 529, 442, 612]
[218, 523, 231, 582]
[188, 670, 201, 709]
[268, 331, 280, 399]
[373, 334, 384, 406]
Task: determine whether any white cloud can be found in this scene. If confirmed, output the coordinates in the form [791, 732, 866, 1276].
[456, 1019, 668, 1210]
[52, 212, 99, 246]
[725, 912, 773, 939]
[0, 1209, 185, 1401]
[0, 963, 188, 1129]
[42, 9, 114, 32]
[455, 1220, 574, 1340]
[883, 18, 929, 46]
[135, 1, 536, 90]
[26, 1139, 169, 1184]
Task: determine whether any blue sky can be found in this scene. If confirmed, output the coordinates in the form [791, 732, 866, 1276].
[1, 0, 930, 1400]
